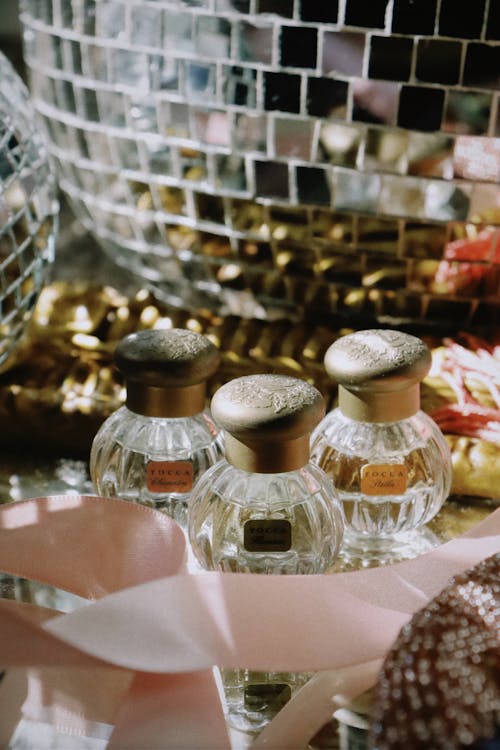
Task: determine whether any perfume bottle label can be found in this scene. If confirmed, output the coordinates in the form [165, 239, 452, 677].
[146, 461, 193, 493]
[360, 464, 407, 496]
[243, 519, 292, 552]
[244, 683, 291, 713]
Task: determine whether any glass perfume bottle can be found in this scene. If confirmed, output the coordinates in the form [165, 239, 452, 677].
[90, 328, 223, 528]
[188, 373, 344, 732]
[310, 329, 452, 565]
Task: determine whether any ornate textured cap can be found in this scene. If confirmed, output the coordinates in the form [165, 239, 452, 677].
[115, 328, 220, 387]
[324, 329, 431, 391]
[115, 328, 220, 417]
[212, 374, 325, 472]
[212, 373, 324, 440]
[324, 329, 431, 422]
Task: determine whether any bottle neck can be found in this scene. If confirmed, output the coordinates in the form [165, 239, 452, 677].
[338, 383, 420, 423]
[126, 380, 207, 418]
[224, 433, 311, 473]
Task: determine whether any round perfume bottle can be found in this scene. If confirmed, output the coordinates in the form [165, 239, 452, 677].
[310, 329, 452, 563]
[90, 328, 223, 527]
[188, 373, 344, 732]
[188, 373, 344, 574]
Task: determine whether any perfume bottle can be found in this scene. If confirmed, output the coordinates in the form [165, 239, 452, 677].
[310, 329, 452, 563]
[90, 328, 223, 527]
[188, 373, 344, 732]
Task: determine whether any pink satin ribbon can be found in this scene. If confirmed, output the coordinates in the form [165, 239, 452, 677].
[0, 494, 499, 749]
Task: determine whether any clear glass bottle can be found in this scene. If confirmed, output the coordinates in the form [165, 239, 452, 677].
[310, 329, 452, 565]
[188, 373, 344, 732]
[90, 328, 223, 528]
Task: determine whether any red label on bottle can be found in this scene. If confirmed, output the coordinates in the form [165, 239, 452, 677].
[146, 461, 193, 493]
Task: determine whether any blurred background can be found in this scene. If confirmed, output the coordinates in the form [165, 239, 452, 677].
[1, 1, 22, 67]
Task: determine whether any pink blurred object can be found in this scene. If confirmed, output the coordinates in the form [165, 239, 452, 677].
[434, 228, 500, 296]
[0, 495, 499, 749]
[430, 332, 500, 444]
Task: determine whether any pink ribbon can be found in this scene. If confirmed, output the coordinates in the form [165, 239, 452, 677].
[0, 494, 499, 749]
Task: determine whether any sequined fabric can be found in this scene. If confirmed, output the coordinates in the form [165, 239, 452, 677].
[370, 553, 500, 749]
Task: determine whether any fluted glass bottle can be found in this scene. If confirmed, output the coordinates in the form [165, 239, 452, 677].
[188, 373, 344, 731]
[311, 329, 452, 564]
[189, 461, 342, 575]
[90, 328, 223, 528]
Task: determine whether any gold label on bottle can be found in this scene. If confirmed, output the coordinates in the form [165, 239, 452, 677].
[244, 683, 292, 713]
[146, 461, 193, 493]
[243, 519, 292, 552]
[360, 464, 407, 496]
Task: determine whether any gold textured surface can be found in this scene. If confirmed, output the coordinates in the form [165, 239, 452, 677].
[0, 281, 340, 453]
[0, 281, 497, 506]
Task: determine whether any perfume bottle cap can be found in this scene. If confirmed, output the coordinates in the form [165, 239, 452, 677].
[212, 373, 325, 472]
[324, 329, 431, 422]
[115, 328, 220, 417]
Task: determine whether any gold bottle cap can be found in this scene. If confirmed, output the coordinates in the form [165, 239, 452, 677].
[324, 329, 431, 422]
[115, 328, 220, 417]
[211, 373, 325, 473]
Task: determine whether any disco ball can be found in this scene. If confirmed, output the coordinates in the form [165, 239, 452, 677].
[0, 51, 58, 367]
[20, 0, 499, 328]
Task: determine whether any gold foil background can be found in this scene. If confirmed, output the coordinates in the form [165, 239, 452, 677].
[0, 281, 497, 509]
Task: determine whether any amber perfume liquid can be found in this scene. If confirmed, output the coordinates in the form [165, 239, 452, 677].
[311, 408, 452, 563]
